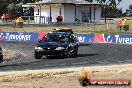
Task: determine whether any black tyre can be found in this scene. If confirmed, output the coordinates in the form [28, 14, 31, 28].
[66, 51, 71, 58]
[79, 77, 90, 87]
[0, 55, 3, 63]
[46, 56, 51, 59]
[34, 55, 41, 59]
[73, 48, 78, 56]
[73, 51, 78, 56]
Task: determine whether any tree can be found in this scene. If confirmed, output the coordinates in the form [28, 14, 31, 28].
[85, 0, 122, 6]
[0, 0, 9, 16]
[0, 0, 42, 17]
[85, 0, 122, 18]
[128, 4, 132, 16]
[123, 4, 132, 17]
[7, 3, 20, 19]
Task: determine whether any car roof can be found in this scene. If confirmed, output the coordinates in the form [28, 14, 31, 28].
[47, 32, 70, 35]
[61, 27, 71, 29]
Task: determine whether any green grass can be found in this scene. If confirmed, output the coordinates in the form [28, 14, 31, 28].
[0, 25, 132, 34]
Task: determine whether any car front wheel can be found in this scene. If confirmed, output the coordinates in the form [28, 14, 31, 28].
[34, 55, 41, 59]
[0, 55, 3, 63]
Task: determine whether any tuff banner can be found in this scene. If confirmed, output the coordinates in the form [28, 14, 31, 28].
[76, 34, 94, 43]
[76, 33, 132, 44]
[38, 32, 46, 41]
[0, 32, 132, 44]
[0, 32, 38, 42]
[103, 34, 132, 44]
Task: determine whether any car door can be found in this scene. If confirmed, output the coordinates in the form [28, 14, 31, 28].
[69, 35, 78, 53]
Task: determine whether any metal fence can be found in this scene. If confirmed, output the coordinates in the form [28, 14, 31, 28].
[1, 16, 132, 32]
[21, 16, 46, 24]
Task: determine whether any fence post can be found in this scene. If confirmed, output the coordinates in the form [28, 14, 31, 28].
[106, 22, 109, 31]
[28, 16, 30, 24]
[44, 17, 45, 24]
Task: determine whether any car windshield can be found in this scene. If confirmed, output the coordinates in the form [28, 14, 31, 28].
[42, 33, 69, 42]
[55, 30, 73, 34]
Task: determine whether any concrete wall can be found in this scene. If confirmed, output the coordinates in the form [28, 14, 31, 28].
[34, 5, 102, 23]
[34, 6, 41, 23]
[76, 5, 90, 21]
[51, 5, 64, 22]
[91, 6, 101, 20]
[64, 5, 75, 22]
[34, 5, 64, 23]
[95, 7, 101, 20]
[63, 5, 102, 22]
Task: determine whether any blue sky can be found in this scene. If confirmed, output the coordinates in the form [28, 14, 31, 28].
[117, 0, 132, 12]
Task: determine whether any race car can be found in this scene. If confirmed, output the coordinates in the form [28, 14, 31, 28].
[53, 27, 74, 34]
[34, 32, 79, 59]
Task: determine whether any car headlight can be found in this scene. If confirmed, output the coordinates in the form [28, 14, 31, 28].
[55, 47, 65, 50]
[35, 47, 43, 51]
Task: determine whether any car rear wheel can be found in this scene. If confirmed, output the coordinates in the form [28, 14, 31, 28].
[74, 52, 78, 56]
[66, 51, 71, 58]
[73, 48, 78, 56]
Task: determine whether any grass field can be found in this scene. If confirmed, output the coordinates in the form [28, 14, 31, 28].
[0, 20, 132, 34]
[0, 25, 132, 34]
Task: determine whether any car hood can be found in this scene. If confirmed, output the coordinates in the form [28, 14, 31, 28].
[36, 42, 68, 47]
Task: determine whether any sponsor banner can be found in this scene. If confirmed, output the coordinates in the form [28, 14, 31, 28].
[88, 34, 132, 44]
[0, 32, 38, 42]
[94, 34, 105, 43]
[0, 32, 131, 44]
[76, 34, 94, 43]
[38, 32, 46, 41]
[104, 34, 132, 44]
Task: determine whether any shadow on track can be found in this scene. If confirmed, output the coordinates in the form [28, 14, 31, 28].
[73, 53, 98, 58]
[0, 53, 99, 68]
[44, 53, 99, 59]
[0, 64, 19, 67]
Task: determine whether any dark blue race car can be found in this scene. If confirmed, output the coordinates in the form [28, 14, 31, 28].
[34, 32, 79, 59]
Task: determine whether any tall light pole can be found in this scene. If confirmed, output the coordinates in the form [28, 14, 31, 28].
[59, 0, 62, 16]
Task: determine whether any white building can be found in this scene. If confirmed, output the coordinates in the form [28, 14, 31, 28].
[26, 0, 106, 24]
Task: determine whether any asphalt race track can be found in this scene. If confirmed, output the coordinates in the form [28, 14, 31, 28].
[0, 41, 132, 71]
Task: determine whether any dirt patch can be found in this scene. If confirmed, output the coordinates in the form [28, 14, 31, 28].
[2, 49, 26, 63]
[0, 64, 131, 88]
[3, 49, 15, 60]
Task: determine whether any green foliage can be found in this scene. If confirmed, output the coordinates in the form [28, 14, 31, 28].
[0, 0, 9, 16]
[0, 0, 42, 17]
[7, 3, 20, 19]
[123, 4, 132, 17]
[85, 0, 123, 18]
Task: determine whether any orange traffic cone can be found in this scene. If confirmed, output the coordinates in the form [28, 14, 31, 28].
[81, 67, 89, 78]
